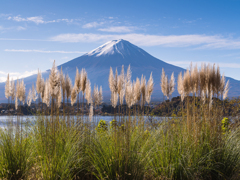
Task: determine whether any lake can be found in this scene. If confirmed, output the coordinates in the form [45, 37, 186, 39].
[0, 115, 167, 128]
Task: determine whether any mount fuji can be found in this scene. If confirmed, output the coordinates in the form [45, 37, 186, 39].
[0, 39, 240, 102]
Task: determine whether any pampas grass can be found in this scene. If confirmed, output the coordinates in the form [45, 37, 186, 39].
[36, 69, 42, 95]
[177, 72, 184, 102]
[161, 68, 167, 99]
[71, 86, 77, 106]
[80, 68, 87, 94]
[223, 80, 230, 100]
[85, 79, 92, 104]
[3, 60, 239, 180]
[169, 72, 175, 98]
[65, 74, 72, 102]
[43, 79, 50, 107]
[74, 67, 81, 94]
[93, 85, 103, 107]
[118, 65, 125, 105]
[5, 73, 10, 100]
[27, 88, 32, 107]
[49, 60, 60, 98]
[10, 78, 15, 101]
[109, 67, 119, 108]
[134, 77, 141, 105]
[146, 72, 154, 104]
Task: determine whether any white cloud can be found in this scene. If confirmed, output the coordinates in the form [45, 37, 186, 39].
[50, 33, 240, 49]
[4, 49, 86, 54]
[9, 15, 44, 24]
[0, 70, 38, 82]
[0, 25, 26, 31]
[82, 22, 104, 28]
[7, 15, 75, 24]
[98, 26, 134, 33]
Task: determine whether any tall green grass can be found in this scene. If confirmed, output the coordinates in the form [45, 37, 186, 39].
[1, 98, 240, 179]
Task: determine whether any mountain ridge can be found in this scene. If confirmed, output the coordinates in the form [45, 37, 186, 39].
[0, 39, 240, 102]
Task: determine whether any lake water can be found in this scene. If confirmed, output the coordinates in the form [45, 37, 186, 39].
[0, 115, 166, 128]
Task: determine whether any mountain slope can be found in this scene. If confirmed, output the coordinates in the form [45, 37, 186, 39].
[0, 39, 240, 102]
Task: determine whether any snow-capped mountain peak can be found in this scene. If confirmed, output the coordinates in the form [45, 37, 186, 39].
[86, 39, 146, 57]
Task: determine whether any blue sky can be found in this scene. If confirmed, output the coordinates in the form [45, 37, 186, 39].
[1, 0, 240, 82]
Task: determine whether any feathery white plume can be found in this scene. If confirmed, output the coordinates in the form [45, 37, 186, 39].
[49, 60, 60, 98]
[109, 67, 114, 92]
[71, 87, 77, 106]
[5, 74, 10, 99]
[74, 68, 81, 93]
[223, 80, 230, 100]
[85, 80, 92, 104]
[36, 69, 42, 94]
[65, 74, 72, 100]
[32, 84, 37, 102]
[57, 87, 62, 108]
[80, 68, 87, 93]
[18, 79, 26, 104]
[60, 67, 66, 100]
[99, 86, 103, 105]
[134, 77, 141, 103]
[10, 79, 15, 100]
[125, 81, 134, 108]
[43, 79, 51, 107]
[220, 73, 225, 97]
[146, 72, 154, 104]
[40, 79, 45, 101]
[177, 72, 185, 102]
[27, 89, 32, 106]
[161, 68, 167, 96]
[118, 65, 125, 105]
[169, 72, 175, 97]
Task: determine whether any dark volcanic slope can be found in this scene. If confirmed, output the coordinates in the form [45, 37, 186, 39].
[0, 39, 240, 102]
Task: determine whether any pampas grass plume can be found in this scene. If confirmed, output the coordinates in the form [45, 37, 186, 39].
[49, 60, 60, 97]
[160, 68, 167, 96]
[74, 68, 81, 93]
[220, 73, 225, 97]
[10, 79, 15, 100]
[85, 80, 92, 104]
[80, 68, 87, 93]
[177, 72, 184, 102]
[134, 77, 141, 103]
[5, 73, 10, 99]
[32, 84, 37, 102]
[71, 87, 77, 106]
[36, 69, 42, 94]
[60, 67, 66, 99]
[109, 67, 114, 92]
[146, 72, 154, 104]
[57, 87, 62, 108]
[223, 80, 230, 100]
[169, 72, 175, 96]
[183, 69, 191, 96]
[27, 89, 32, 106]
[43, 79, 50, 107]
[65, 74, 72, 100]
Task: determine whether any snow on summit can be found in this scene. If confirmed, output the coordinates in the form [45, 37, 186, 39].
[86, 39, 146, 57]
